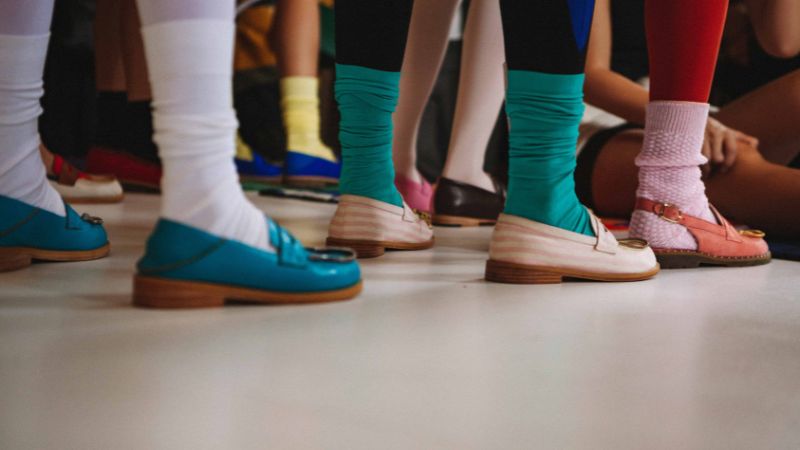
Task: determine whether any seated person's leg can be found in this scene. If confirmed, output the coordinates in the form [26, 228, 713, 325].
[584, 129, 800, 239]
[714, 70, 800, 166]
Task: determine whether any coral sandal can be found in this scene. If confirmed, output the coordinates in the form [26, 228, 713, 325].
[633, 198, 771, 268]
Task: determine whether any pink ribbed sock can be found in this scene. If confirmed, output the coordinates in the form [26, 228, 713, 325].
[630, 101, 716, 250]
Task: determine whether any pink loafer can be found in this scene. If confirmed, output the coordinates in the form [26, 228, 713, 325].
[395, 175, 433, 213]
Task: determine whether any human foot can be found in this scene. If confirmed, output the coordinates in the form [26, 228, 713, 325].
[485, 210, 658, 284]
[0, 195, 109, 272]
[134, 218, 361, 308]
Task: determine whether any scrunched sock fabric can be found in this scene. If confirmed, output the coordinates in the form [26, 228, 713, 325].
[281, 76, 337, 162]
[630, 101, 716, 250]
[0, 19, 65, 216]
[503, 70, 593, 236]
[139, 9, 272, 252]
[335, 63, 403, 207]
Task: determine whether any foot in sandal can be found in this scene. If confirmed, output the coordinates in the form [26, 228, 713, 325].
[631, 199, 770, 268]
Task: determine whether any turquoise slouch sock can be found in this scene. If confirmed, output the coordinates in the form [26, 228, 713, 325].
[504, 70, 594, 236]
[334, 63, 403, 207]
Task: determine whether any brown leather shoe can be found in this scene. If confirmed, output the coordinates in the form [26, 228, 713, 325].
[432, 177, 505, 227]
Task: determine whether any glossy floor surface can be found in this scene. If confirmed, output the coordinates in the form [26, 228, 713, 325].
[1, 193, 799, 450]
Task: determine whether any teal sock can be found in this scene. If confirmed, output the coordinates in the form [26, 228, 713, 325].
[504, 70, 594, 236]
[335, 64, 403, 207]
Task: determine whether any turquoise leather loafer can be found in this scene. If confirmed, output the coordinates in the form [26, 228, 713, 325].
[133, 218, 362, 308]
[0, 195, 110, 272]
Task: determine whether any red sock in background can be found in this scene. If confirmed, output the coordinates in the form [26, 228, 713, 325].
[646, 0, 728, 102]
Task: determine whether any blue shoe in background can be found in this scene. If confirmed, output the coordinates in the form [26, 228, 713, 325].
[0, 195, 109, 272]
[133, 217, 362, 308]
[235, 152, 283, 185]
[283, 151, 341, 186]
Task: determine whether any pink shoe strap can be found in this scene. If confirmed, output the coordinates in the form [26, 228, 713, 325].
[635, 198, 743, 245]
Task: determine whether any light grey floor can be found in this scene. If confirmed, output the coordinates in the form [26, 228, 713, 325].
[1, 193, 799, 450]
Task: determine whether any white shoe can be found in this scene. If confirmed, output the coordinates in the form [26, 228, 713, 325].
[486, 211, 659, 283]
[327, 194, 434, 258]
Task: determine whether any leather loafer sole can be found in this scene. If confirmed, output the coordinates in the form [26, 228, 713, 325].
[239, 174, 283, 184]
[485, 259, 660, 284]
[283, 175, 338, 187]
[432, 213, 497, 227]
[654, 249, 771, 269]
[133, 275, 362, 309]
[58, 194, 125, 204]
[326, 237, 434, 259]
[0, 243, 110, 272]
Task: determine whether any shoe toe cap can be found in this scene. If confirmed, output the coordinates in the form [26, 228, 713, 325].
[307, 255, 362, 290]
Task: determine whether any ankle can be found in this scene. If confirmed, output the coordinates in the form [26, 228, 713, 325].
[394, 166, 423, 184]
[442, 170, 496, 193]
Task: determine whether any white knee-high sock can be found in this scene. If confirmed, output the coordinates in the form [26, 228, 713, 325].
[0, 28, 65, 216]
[139, 10, 271, 250]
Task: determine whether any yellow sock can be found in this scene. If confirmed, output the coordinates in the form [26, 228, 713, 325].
[280, 76, 337, 162]
[235, 133, 254, 161]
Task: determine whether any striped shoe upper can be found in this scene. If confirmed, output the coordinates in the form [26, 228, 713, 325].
[328, 195, 433, 244]
[489, 211, 657, 275]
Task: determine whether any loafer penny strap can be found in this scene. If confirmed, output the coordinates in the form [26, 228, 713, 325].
[589, 210, 618, 255]
[268, 219, 309, 267]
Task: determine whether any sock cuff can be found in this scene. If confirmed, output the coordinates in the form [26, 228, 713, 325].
[506, 70, 585, 96]
[636, 101, 709, 167]
[281, 76, 319, 98]
[335, 64, 401, 97]
[644, 101, 709, 133]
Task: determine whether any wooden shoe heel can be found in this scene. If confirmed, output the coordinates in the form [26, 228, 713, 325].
[485, 260, 563, 284]
[325, 238, 385, 259]
[133, 275, 226, 309]
[0, 249, 32, 272]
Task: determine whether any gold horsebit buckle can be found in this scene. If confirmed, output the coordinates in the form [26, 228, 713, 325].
[655, 202, 683, 224]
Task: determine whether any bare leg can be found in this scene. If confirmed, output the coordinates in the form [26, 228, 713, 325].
[274, 0, 319, 76]
[392, 0, 461, 183]
[121, 0, 151, 101]
[440, 0, 505, 193]
[94, 0, 126, 92]
[715, 69, 800, 165]
[591, 130, 800, 238]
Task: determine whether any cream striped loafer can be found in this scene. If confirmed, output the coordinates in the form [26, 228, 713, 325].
[327, 195, 434, 258]
[485, 212, 659, 284]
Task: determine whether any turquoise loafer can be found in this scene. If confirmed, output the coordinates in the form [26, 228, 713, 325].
[133, 218, 362, 308]
[0, 195, 110, 272]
